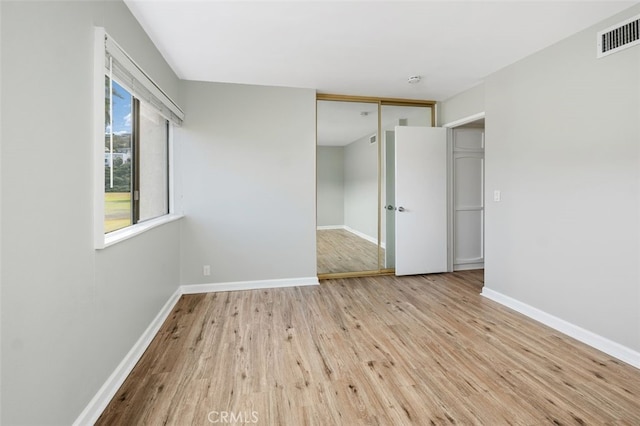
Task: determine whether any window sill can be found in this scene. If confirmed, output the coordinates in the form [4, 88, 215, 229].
[99, 214, 184, 249]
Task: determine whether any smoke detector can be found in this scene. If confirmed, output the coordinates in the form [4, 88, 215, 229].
[407, 75, 422, 84]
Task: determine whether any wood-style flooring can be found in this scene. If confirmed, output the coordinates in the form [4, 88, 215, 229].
[317, 229, 382, 274]
[97, 271, 640, 425]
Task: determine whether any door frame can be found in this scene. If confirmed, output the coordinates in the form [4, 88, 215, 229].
[442, 112, 486, 272]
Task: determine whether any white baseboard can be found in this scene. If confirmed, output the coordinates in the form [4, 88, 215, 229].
[343, 225, 386, 248]
[317, 225, 386, 249]
[73, 288, 182, 426]
[74, 275, 318, 425]
[181, 276, 319, 294]
[481, 287, 640, 369]
[454, 262, 484, 271]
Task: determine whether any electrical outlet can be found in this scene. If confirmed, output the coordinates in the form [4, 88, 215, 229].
[493, 190, 501, 202]
[203, 265, 211, 276]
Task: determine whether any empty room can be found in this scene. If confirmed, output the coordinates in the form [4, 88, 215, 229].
[1, 1, 640, 425]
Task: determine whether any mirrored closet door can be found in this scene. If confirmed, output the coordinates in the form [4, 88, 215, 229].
[316, 95, 435, 278]
[316, 99, 380, 275]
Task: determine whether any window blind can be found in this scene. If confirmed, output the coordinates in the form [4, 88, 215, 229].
[104, 34, 184, 126]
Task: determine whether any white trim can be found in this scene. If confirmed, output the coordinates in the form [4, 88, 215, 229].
[344, 225, 379, 246]
[73, 288, 182, 426]
[181, 277, 319, 295]
[442, 112, 485, 129]
[455, 205, 484, 212]
[481, 288, 640, 369]
[316, 225, 345, 230]
[446, 127, 453, 272]
[94, 28, 107, 250]
[102, 214, 183, 249]
[453, 262, 484, 271]
[316, 225, 385, 248]
[455, 257, 484, 265]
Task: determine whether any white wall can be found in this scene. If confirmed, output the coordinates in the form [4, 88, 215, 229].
[178, 81, 317, 285]
[484, 4, 640, 353]
[317, 146, 345, 227]
[344, 133, 378, 241]
[439, 5, 640, 355]
[0, 1, 182, 424]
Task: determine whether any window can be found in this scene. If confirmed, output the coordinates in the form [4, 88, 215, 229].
[95, 28, 184, 248]
[104, 79, 133, 232]
[138, 102, 169, 222]
[104, 79, 169, 233]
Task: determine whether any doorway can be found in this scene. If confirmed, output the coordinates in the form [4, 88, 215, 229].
[445, 115, 485, 271]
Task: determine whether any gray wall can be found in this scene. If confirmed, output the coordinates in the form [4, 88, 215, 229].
[2, 1, 638, 424]
[1, 1, 181, 424]
[317, 146, 345, 227]
[178, 81, 317, 285]
[438, 83, 484, 126]
[440, 5, 640, 352]
[484, 5, 640, 351]
[0, 1, 3, 422]
[344, 133, 378, 240]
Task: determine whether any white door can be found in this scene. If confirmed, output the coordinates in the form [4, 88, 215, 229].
[395, 126, 447, 276]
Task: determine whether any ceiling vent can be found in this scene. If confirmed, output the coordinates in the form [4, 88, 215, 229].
[597, 14, 639, 58]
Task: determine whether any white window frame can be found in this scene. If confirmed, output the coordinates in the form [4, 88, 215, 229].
[93, 28, 183, 249]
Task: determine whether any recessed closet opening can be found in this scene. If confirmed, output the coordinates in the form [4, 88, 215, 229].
[445, 116, 485, 272]
[316, 95, 436, 279]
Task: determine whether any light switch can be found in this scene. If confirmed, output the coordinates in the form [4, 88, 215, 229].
[493, 190, 501, 202]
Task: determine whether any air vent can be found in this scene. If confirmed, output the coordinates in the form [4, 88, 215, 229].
[369, 134, 377, 144]
[597, 14, 640, 58]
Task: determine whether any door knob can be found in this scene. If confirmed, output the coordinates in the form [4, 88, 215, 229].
[385, 205, 395, 210]
[397, 206, 406, 212]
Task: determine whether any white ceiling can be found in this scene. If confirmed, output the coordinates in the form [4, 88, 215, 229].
[124, 1, 636, 101]
[317, 101, 378, 146]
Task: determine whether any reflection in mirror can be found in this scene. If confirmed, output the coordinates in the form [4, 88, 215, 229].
[316, 100, 380, 274]
[380, 105, 432, 269]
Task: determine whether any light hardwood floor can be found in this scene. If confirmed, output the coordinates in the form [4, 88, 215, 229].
[317, 229, 382, 274]
[98, 271, 640, 425]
